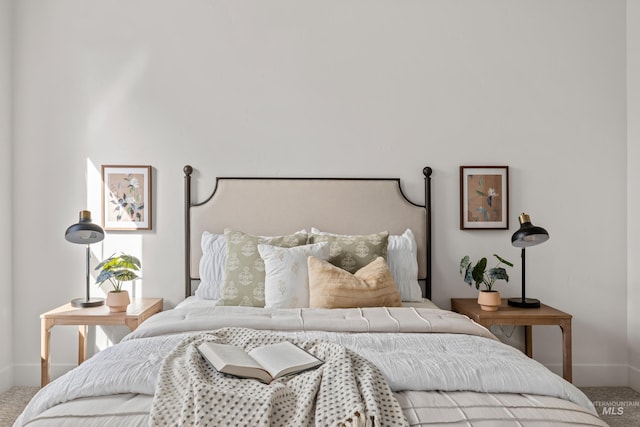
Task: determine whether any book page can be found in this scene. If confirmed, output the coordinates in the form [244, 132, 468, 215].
[198, 342, 271, 383]
[248, 341, 323, 380]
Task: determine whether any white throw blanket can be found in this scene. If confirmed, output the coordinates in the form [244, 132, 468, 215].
[150, 327, 407, 426]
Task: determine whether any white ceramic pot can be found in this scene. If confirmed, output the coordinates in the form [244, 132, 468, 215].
[106, 290, 130, 313]
[477, 290, 501, 311]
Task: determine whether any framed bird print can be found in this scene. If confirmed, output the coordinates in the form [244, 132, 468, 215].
[460, 166, 509, 230]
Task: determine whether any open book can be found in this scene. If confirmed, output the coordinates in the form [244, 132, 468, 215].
[197, 340, 323, 383]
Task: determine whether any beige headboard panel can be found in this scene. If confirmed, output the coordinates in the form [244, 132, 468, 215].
[184, 166, 433, 298]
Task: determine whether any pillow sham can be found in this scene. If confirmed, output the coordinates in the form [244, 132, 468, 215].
[307, 256, 402, 309]
[196, 231, 226, 300]
[218, 229, 308, 306]
[387, 229, 422, 301]
[257, 242, 330, 309]
[197, 229, 309, 300]
[308, 231, 388, 274]
[311, 228, 422, 301]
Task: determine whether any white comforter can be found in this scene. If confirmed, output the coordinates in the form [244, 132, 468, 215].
[16, 306, 596, 426]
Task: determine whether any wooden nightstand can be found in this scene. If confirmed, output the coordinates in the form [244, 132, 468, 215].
[451, 298, 572, 383]
[40, 297, 163, 387]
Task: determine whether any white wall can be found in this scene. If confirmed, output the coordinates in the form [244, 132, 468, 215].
[628, 0, 640, 391]
[0, 0, 13, 391]
[10, 0, 628, 387]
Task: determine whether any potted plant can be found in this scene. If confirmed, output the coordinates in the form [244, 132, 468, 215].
[459, 254, 513, 311]
[95, 253, 141, 312]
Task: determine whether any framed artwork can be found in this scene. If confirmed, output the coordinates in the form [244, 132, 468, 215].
[460, 166, 509, 230]
[102, 165, 152, 231]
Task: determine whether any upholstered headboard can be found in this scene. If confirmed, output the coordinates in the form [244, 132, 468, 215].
[183, 166, 433, 299]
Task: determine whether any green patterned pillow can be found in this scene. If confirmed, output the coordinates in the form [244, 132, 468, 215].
[308, 231, 389, 273]
[219, 229, 308, 306]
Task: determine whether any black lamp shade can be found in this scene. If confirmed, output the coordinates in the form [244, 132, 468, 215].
[511, 213, 549, 248]
[65, 210, 105, 244]
[65, 210, 105, 308]
[508, 213, 549, 309]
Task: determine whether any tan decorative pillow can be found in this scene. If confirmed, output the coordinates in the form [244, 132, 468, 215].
[219, 229, 308, 306]
[307, 256, 402, 309]
[308, 231, 389, 273]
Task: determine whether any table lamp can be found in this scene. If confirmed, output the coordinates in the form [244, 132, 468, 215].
[65, 210, 106, 307]
[508, 213, 549, 308]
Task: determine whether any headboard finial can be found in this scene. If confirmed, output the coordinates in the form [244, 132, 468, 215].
[184, 165, 193, 176]
[423, 167, 433, 178]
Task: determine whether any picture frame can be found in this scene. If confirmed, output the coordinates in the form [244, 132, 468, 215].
[102, 165, 152, 231]
[460, 166, 509, 230]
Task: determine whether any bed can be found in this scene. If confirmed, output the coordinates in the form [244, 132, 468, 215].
[15, 166, 606, 426]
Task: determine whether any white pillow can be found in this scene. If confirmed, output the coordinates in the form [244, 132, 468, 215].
[195, 232, 226, 300]
[196, 229, 308, 300]
[387, 229, 422, 302]
[258, 242, 330, 309]
[310, 228, 423, 301]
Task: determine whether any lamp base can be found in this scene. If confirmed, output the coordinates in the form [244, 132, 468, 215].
[71, 297, 105, 308]
[507, 297, 541, 308]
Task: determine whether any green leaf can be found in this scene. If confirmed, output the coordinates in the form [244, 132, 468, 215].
[94, 253, 117, 271]
[459, 256, 470, 276]
[113, 270, 139, 282]
[472, 258, 487, 285]
[95, 270, 114, 286]
[118, 254, 141, 270]
[487, 267, 509, 282]
[493, 254, 513, 267]
[94, 252, 141, 291]
[463, 265, 474, 286]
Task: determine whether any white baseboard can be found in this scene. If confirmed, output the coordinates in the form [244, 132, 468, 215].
[0, 363, 13, 393]
[544, 363, 630, 387]
[13, 363, 76, 387]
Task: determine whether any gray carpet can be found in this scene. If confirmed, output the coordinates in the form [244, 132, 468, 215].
[581, 387, 640, 427]
[1, 385, 638, 426]
[0, 386, 39, 427]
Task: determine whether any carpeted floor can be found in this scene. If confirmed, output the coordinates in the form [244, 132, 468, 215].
[1, 385, 639, 426]
[580, 387, 640, 427]
[0, 386, 39, 427]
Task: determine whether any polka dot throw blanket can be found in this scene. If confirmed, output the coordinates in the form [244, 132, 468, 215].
[150, 327, 408, 426]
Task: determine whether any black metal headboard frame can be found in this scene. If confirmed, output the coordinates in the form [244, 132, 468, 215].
[183, 166, 433, 300]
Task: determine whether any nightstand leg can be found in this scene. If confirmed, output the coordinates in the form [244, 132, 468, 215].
[78, 325, 87, 364]
[41, 318, 54, 387]
[125, 318, 139, 331]
[559, 320, 573, 382]
[524, 325, 533, 357]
